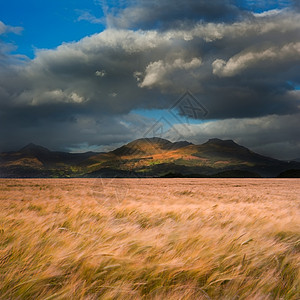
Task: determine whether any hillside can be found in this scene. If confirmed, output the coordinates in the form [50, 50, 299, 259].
[0, 138, 299, 178]
[0, 143, 97, 178]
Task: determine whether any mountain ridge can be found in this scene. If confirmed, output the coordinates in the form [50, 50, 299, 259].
[0, 138, 299, 178]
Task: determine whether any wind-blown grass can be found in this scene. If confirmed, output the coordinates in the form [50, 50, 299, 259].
[0, 178, 299, 299]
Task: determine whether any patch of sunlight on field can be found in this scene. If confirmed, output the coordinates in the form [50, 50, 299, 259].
[0, 178, 299, 299]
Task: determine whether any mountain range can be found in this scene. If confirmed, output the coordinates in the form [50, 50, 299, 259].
[1, 138, 299, 178]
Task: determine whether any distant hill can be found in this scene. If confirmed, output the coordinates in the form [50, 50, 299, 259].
[277, 169, 300, 178]
[0, 138, 299, 178]
[290, 158, 300, 163]
[0, 143, 97, 178]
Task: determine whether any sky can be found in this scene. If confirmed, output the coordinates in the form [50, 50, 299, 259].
[0, 0, 299, 159]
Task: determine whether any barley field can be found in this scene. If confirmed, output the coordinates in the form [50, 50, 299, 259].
[0, 178, 299, 299]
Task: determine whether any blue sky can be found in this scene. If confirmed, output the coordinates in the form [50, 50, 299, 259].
[236, 0, 292, 11]
[0, 0, 299, 159]
[1, 0, 105, 58]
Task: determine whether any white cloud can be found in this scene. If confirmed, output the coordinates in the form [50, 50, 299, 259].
[0, 21, 23, 35]
[165, 10, 300, 42]
[21, 89, 86, 105]
[213, 42, 300, 77]
[253, 9, 282, 17]
[77, 10, 104, 24]
[139, 57, 202, 89]
[95, 70, 106, 77]
[70, 92, 85, 103]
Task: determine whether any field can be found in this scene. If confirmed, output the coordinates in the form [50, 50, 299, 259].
[0, 179, 299, 299]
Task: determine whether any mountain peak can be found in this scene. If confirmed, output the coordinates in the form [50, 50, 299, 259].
[131, 137, 171, 144]
[22, 142, 38, 148]
[205, 138, 239, 147]
[128, 137, 193, 149]
[113, 137, 192, 156]
[19, 143, 50, 153]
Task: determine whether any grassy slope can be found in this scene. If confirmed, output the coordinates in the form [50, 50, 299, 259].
[0, 178, 299, 299]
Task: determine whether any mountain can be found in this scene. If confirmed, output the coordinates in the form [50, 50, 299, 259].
[0, 143, 98, 178]
[0, 138, 299, 178]
[277, 169, 300, 178]
[290, 158, 300, 163]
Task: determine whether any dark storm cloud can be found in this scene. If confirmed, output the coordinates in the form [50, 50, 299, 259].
[291, 0, 300, 10]
[104, 0, 248, 30]
[0, 1, 299, 158]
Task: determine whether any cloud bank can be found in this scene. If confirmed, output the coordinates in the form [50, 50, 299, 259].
[0, 0, 299, 159]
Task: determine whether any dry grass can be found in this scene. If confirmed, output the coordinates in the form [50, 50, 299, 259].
[0, 178, 299, 299]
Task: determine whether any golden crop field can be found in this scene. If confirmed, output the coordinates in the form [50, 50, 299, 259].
[0, 178, 299, 299]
